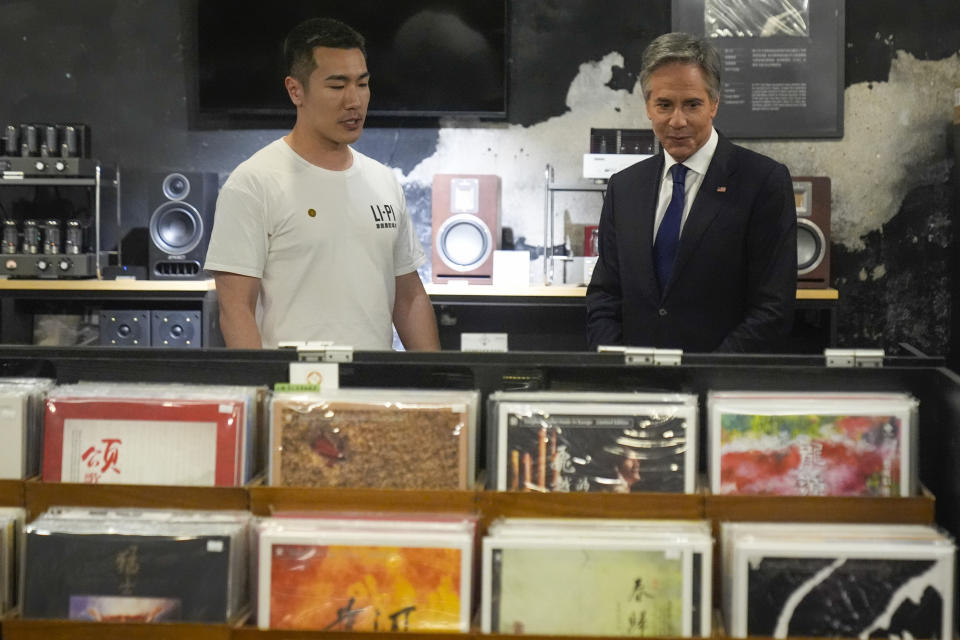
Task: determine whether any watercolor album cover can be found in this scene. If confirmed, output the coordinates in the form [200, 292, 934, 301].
[482, 523, 712, 637]
[709, 393, 916, 496]
[493, 401, 696, 493]
[261, 534, 471, 632]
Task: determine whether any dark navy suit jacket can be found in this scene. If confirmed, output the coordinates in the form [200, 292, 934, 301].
[585, 133, 797, 353]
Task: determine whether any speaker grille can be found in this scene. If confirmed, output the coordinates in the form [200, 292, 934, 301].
[153, 261, 201, 277]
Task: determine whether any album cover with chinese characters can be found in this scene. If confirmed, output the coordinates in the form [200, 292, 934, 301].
[708, 392, 917, 496]
[258, 526, 473, 631]
[723, 522, 955, 639]
[489, 395, 697, 493]
[22, 530, 235, 622]
[270, 390, 477, 490]
[42, 397, 245, 486]
[481, 519, 711, 637]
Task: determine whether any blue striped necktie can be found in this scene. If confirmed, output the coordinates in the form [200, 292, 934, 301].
[653, 163, 689, 289]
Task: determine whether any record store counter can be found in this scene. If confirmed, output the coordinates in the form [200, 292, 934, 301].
[0, 278, 223, 347]
[426, 283, 840, 352]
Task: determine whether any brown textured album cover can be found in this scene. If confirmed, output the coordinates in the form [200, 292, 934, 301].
[272, 399, 469, 489]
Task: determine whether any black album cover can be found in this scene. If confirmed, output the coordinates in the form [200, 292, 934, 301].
[747, 556, 948, 638]
[22, 531, 233, 622]
[498, 409, 690, 493]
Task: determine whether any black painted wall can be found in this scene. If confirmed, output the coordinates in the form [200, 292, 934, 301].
[1, 0, 958, 355]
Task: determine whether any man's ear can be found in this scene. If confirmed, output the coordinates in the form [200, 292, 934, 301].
[284, 76, 303, 107]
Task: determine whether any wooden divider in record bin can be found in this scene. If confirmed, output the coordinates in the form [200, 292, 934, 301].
[249, 486, 477, 517]
[1, 619, 232, 640]
[0, 479, 23, 507]
[24, 481, 249, 520]
[704, 490, 935, 525]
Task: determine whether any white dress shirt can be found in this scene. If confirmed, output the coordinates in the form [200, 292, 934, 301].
[652, 127, 719, 243]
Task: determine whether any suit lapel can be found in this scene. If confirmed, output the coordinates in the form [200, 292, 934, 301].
[663, 135, 737, 298]
[633, 154, 664, 302]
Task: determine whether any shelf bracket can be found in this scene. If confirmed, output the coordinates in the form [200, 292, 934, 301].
[824, 348, 884, 368]
[598, 345, 682, 366]
[279, 341, 354, 363]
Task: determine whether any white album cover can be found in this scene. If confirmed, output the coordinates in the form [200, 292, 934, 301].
[0, 392, 28, 478]
[60, 418, 218, 485]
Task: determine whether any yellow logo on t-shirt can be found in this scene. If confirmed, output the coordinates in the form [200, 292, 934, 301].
[307, 209, 317, 218]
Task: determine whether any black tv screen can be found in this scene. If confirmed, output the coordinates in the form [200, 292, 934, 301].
[192, 0, 509, 126]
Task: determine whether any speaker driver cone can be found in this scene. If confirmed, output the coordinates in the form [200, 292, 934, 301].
[149, 201, 204, 255]
[797, 218, 826, 275]
[435, 213, 493, 272]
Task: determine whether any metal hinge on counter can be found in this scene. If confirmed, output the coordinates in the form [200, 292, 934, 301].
[598, 345, 683, 366]
[278, 341, 354, 362]
[824, 348, 884, 368]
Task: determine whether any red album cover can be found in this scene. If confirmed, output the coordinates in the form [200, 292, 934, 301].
[42, 398, 243, 486]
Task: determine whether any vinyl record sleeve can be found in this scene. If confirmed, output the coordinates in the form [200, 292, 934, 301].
[725, 524, 955, 639]
[42, 398, 244, 486]
[0, 508, 24, 613]
[493, 400, 697, 493]
[22, 530, 236, 622]
[0, 391, 29, 479]
[258, 528, 473, 632]
[482, 534, 710, 637]
[270, 390, 475, 489]
[708, 392, 917, 496]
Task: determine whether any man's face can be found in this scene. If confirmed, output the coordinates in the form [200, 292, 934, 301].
[288, 46, 370, 149]
[645, 62, 718, 163]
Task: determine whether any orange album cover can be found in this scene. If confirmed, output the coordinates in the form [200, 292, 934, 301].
[268, 543, 465, 632]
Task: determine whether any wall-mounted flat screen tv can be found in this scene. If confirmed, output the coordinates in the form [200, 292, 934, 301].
[192, 0, 509, 127]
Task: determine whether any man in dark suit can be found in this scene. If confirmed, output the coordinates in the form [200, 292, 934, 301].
[586, 32, 797, 353]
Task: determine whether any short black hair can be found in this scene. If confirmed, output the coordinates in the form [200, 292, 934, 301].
[283, 17, 366, 86]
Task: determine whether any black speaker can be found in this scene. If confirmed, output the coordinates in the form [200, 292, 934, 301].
[147, 171, 218, 279]
[99, 310, 150, 346]
[151, 311, 202, 348]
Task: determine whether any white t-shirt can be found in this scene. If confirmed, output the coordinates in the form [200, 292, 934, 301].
[204, 139, 426, 349]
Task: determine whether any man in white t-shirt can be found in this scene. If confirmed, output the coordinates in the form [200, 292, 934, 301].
[204, 17, 440, 351]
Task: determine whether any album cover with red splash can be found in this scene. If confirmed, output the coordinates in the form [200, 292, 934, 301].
[42, 398, 243, 486]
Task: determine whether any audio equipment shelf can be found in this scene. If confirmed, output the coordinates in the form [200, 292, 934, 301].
[0, 279, 222, 347]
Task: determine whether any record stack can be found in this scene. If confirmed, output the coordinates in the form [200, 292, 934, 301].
[0, 378, 54, 479]
[487, 391, 698, 493]
[0, 507, 25, 616]
[482, 518, 713, 636]
[41, 383, 264, 486]
[708, 391, 918, 496]
[269, 389, 479, 489]
[256, 512, 477, 631]
[22, 507, 252, 623]
[722, 522, 956, 638]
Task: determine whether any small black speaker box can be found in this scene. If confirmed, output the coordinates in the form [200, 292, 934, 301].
[99, 310, 150, 346]
[151, 311, 202, 348]
[147, 171, 219, 280]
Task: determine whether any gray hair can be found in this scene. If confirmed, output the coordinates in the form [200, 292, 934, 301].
[639, 32, 721, 102]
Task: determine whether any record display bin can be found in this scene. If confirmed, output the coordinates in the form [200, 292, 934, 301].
[0, 346, 958, 640]
[0, 480, 22, 508]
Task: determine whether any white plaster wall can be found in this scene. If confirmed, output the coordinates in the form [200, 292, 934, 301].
[401, 49, 960, 255]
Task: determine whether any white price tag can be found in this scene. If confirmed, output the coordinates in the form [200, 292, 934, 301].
[460, 332, 508, 352]
[288, 362, 340, 389]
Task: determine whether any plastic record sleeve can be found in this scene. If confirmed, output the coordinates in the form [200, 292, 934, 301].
[0, 378, 54, 479]
[707, 391, 918, 497]
[256, 519, 474, 632]
[488, 392, 698, 494]
[268, 389, 478, 490]
[722, 522, 955, 639]
[481, 518, 712, 637]
[41, 383, 262, 486]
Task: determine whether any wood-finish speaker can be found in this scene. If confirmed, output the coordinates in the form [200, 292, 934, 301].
[431, 174, 500, 284]
[793, 176, 831, 289]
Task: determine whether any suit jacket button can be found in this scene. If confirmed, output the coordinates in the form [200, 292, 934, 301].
[658, 308, 668, 316]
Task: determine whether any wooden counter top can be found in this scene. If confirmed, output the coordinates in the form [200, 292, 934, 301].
[426, 283, 839, 300]
[0, 278, 216, 292]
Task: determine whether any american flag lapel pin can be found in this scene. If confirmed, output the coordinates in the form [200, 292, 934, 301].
[716, 186, 727, 192]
